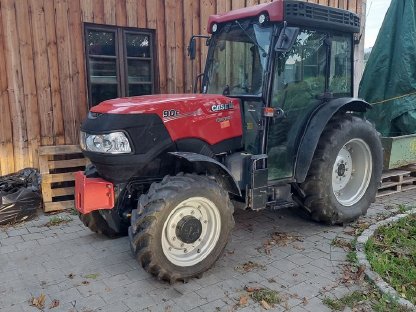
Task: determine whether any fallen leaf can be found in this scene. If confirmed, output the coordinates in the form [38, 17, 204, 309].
[49, 299, 60, 309]
[356, 265, 366, 280]
[260, 300, 271, 310]
[30, 293, 46, 309]
[245, 286, 262, 293]
[239, 295, 249, 306]
[235, 261, 266, 273]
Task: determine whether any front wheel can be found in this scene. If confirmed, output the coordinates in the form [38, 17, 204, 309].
[129, 174, 234, 282]
[79, 211, 126, 238]
[297, 115, 383, 224]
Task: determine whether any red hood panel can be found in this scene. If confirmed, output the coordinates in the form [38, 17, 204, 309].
[90, 94, 243, 146]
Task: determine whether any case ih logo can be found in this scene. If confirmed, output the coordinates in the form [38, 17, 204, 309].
[211, 102, 234, 112]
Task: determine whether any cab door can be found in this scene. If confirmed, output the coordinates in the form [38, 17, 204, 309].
[267, 29, 353, 181]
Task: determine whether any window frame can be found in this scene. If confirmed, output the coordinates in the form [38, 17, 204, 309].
[84, 23, 157, 107]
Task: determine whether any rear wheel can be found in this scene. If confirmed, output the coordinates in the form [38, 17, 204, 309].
[129, 174, 234, 283]
[297, 115, 383, 224]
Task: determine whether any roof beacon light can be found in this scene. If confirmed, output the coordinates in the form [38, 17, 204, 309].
[212, 23, 218, 33]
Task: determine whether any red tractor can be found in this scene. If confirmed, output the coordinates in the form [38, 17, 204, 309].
[75, 0, 383, 282]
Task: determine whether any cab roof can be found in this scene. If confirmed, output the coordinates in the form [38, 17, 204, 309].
[207, 1, 284, 34]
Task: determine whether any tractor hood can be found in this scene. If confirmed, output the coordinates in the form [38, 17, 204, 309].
[91, 94, 238, 116]
[85, 93, 242, 148]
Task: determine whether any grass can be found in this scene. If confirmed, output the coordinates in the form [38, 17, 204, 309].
[331, 238, 353, 250]
[323, 291, 366, 311]
[69, 207, 79, 216]
[250, 288, 281, 305]
[83, 273, 100, 279]
[323, 287, 413, 312]
[44, 215, 72, 227]
[365, 214, 416, 305]
[397, 204, 415, 213]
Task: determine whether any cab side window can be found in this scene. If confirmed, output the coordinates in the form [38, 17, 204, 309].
[329, 35, 352, 95]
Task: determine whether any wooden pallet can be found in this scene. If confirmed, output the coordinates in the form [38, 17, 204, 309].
[377, 165, 416, 197]
[38, 145, 89, 212]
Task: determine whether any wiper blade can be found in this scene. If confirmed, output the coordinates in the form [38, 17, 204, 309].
[235, 20, 268, 57]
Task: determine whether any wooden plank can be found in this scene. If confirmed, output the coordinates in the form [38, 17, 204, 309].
[49, 158, 89, 170]
[92, 0, 105, 24]
[379, 181, 400, 190]
[183, 0, 196, 93]
[41, 182, 53, 203]
[165, 0, 175, 93]
[55, 0, 79, 144]
[377, 189, 399, 198]
[200, 0, 216, 66]
[28, 0, 54, 147]
[348, 0, 357, 13]
[232, 0, 245, 10]
[165, 0, 184, 93]
[381, 170, 411, 179]
[192, 0, 202, 90]
[136, 0, 147, 28]
[246, 0, 260, 7]
[81, 0, 93, 22]
[146, 0, 167, 93]
[216, 0, 231, 13]
[44, 200, 74, 212]
[51, 187, 75, 197]
[338, 0, 346, 9]
[104, 0, 116, 25]
[126, 0, 138, 27]
[44, 0, 65, 145]
[16, 0, 41, 169]
[329, 0, 338, 8]
[0, 2, 15, 175]
[42, 172, 76, 184]
[2, 0, 30, 171]
[39, 145, 82, 156]
[68, 0, 88, 143]
[38, 156, 50, 175]
[401, 185, 416, 192]
[116, 0, 127, 26]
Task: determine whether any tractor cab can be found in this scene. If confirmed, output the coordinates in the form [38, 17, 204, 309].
[189, 0, 359, 207]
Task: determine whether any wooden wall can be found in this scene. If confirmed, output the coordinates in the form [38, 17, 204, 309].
[0, 0, 364, 176]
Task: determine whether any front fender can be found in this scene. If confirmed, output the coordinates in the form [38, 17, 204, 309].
[294, 97, 372, 183]
[169, 152, 242, 197]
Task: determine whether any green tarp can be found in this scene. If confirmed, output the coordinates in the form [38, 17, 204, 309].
[359, 0, 416, 136]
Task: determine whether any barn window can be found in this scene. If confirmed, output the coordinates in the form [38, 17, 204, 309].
[85, 24, 156, 107]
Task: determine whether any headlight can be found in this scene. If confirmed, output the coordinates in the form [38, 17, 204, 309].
[80, 131, 132, 154]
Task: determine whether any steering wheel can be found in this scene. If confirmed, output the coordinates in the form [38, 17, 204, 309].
[223, 83, 250, 95]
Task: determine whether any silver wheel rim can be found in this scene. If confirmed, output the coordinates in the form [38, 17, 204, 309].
[161, 197, 221, 267]
[332, 138, 373, 206]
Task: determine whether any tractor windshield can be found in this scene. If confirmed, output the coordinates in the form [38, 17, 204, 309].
[203, 22, 273, 96]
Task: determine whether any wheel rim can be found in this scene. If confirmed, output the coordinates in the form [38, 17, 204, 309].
[161, 197, 221, 267]
[332, 138, 373, 206]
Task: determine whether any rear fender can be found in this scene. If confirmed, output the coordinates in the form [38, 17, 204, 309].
[294, 97, 372, 183]
[169, 152, 242, 197]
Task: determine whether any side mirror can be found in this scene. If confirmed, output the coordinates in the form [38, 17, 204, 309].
[188, 37, 196, 60]
[275, 27, 299, 52]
